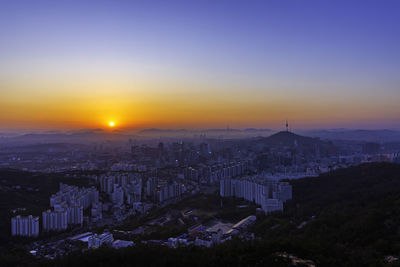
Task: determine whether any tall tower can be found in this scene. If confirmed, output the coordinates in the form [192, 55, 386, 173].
[286, 119, 289, 132]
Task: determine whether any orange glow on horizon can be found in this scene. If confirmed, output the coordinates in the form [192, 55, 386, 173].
[0, 77, 398, 130]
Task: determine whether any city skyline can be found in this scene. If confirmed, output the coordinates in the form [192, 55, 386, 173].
[1, 0, 399, 130]
[2, 2, 400, 265]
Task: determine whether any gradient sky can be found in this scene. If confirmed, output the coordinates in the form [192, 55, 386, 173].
[0, 0, 399, 130]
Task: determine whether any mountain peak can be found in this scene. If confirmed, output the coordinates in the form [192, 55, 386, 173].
[264, 131, 320, 146]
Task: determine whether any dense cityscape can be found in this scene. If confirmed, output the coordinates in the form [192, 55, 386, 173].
[1, 0, 400, 266]
[1, 126, 399, 265]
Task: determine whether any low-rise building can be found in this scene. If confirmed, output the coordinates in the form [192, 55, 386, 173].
[88, 232, 114, 248]
[112, 240, 134, 249]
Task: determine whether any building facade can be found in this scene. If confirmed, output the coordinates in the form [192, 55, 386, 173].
[11, 215, 39, 237]
[42, 209, 68, 231]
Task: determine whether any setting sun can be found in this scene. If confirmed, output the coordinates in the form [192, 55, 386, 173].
[109, 121, 115, 127]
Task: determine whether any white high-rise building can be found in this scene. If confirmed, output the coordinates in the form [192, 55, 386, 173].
[11, 215, 39, 237]
[126, 180, 142, 204]
[50, 183, 99, 210]
[156, 182, 182, 203]
[42, 209, 68, 231]
[220, 177, 292, 214]
[67, 206, 83, 225]
[111, 185, 124, 206]
[91, 202, 103, 222]
[220, 178, 232, 197]
[99, 176, 115, 194]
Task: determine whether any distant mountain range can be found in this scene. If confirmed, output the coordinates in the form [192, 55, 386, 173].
[139, 128, 272, 133]
[0, 131, 135, 145]
[1, 128, 400, 145]
[302, 129, 400, 142]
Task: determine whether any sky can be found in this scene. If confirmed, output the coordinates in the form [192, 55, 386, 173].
[0, 0, 399, 130]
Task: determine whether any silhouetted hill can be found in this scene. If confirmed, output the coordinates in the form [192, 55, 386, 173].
[289, 162, 400, 211]
[259, 131, 322, 147]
